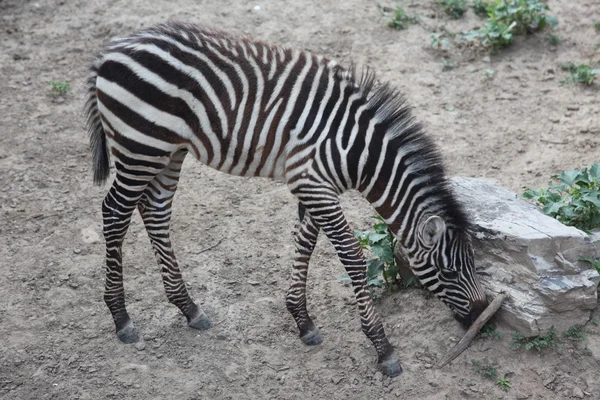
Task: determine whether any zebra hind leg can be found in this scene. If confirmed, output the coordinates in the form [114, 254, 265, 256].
[286, 203, 323, 345]
[137, 149, 211, 331]
[293, 189, 402, 377]
[102, 160, 166, 343]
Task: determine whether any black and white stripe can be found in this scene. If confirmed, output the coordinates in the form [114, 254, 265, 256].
[85, 22, 487, 377]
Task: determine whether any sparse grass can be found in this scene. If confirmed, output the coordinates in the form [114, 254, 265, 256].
[594, 21, 600, 32]
[381, 2, 418, 30]
[546, 34, 562, 45]
[511, 327, 561, 352]
[523, 164, 600, 232]
[559, 63, 600, 86]
[49, 80, 70, 96]
[437, 0, 468, 19]
[480, 322, 504, 340]
[463, 0, 557, 52]
[484, 68, 496, 81]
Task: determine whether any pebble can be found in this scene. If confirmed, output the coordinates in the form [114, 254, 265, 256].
[566, 105, 580, 111]
[543, 376, 556, 387]
[134, 342, 146, 351]
[572, 387, 584, 399]
[374, 371, 383, 382]
[482, 56, 491, 63]
[247, 280, 260, 286]
[516, 393, 530, 399]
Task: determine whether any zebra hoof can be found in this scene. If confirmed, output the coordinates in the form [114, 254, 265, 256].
[188, 311, 212, 331]
[300, 330, 323, 345]
[378, 357, 403, 377]
[116, 321, 139, 343]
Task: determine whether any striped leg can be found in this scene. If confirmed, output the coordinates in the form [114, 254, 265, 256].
[293, 190, 402, 377]
[137, 150, 211, 330]
[286, 203, 322, 345]
[102, 161, 164, 343]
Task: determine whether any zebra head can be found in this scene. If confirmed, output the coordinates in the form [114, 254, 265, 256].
[403, 215, 488, 327]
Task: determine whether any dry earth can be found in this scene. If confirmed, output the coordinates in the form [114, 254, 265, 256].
[1, 0, 600, 399]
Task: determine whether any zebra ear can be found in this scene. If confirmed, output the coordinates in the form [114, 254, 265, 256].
[421, 216, 445, 247]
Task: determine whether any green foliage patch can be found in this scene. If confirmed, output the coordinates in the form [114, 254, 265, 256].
[523, 164, 600, 232]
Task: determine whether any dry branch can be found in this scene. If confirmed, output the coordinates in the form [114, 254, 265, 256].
[437, 293, 508, 368]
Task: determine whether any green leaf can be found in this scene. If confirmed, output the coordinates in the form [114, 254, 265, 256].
[590, 164, 600, 179]
[366, 233, 388, 244]
[560, 169, 580, 186]
[366, 259, 385, 278]
[338, 274, 351, 281]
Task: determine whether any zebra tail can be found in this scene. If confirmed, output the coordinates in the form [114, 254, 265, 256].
[84, 61, 110, 186]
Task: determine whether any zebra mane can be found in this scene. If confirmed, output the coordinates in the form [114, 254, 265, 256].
[336, 64, 473, 232]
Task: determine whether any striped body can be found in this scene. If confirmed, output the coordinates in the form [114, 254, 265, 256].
[85, 22, 487, 377]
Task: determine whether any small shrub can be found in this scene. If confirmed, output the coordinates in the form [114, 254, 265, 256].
[437, 0, 468, 19]
[472, 359, 497, 380]
[472, 0, 491, 17]
[546, 34, 561, 45]
[495, 376, 512, 391]
[594, 21, 600, 32]
[442, 60, 455, 71]
[559, 63, 600, 86]
[463, 0, 557, 52]
[522, 164, 600, 232]
[382, 2, 418, 30]
[563, 324, 586, 341]
[431, 32, 450, 49]
[49, 80, 70, 96]
[480, 322, 504, 340]
[511, 327, 561, 352]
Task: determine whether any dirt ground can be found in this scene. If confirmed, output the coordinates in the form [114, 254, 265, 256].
[1, 0, 600, 399]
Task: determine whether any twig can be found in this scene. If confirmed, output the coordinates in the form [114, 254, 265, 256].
[196, 238, 224, 254]
[540, 138, 571, 145]
[437, 293, 508, 368]
[212, 317, 228, 327]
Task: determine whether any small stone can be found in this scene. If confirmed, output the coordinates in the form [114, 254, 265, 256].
[55, 96, 65, 104]
[424, 363, 433, 369]
[134, 342, 146, 351]
[247, 280, 260, 286]
[68, 281, 79, 289]
[81, 227, 101, 244]
[572, 387, 584, 398]
[73, 248, 81, 254]
[482, 56, 491, 63]
[216, 334, 227, 340]
[252, 5, 261, 12]
[374, 371, 383, 382]
[566, 105, 580, 111]
[516, 393, 530, 399]
[543, 376, 556, 387]
[331, 376, 343, 385]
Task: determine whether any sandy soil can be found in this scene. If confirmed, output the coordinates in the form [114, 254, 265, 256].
[1, 0, 600, 399]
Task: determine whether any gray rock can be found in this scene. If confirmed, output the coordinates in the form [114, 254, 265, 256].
[572, 386, 584, 399]
[395, 177, 600, 337]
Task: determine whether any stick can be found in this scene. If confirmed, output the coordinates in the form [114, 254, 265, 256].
[196, 238, 224, 254]
[437, 293, 508, 368]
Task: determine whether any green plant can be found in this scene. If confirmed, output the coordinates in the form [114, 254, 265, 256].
[511, 327, 561, 352]
[546, 34, 561, 45]
[340, 216, 398, 289]
[49, 80, 70, 96]
[472, 0, 491, 17]
[522, 164, 600, 232]
[431, 32, 450, 49]
[480, 322, 504, 340]
[580, 258, 600, 274]
[463, 0, 557, 52]
[563, 324, 586, 341]
[495, 376, 512, 391]
[594, 21, 600, 32]
[559, 63, 600, 86]
[472, 359, 497, 380]
[484, 68, 496, 80]
[382, 2, 418, 30]
[437, 0, 467, 19]
[442, 60, 455, 71]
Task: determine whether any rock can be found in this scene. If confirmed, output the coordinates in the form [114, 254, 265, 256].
[516, 393, 530, 399]
[134, 342, 146, 351]
[572, 387, 584, 398]
[395, 177, 600, 337]
[482, 56, 491, 63]
[80, 227, 101, 244]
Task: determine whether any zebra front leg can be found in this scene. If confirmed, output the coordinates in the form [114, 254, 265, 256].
[138, 150, 211, 331]
[286, 203, 322, 345]
[296, 191, 402, 377]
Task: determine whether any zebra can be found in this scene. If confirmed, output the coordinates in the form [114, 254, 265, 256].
[85, 21, 488, 377]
